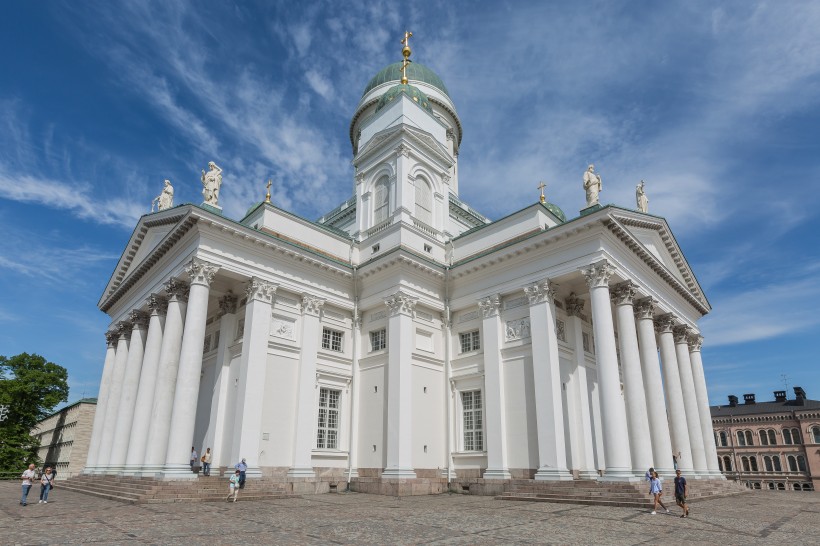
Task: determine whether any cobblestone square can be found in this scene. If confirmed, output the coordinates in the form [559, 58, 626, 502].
[2, 482, 819, 544]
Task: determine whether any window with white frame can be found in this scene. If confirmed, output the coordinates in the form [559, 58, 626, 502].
[370, 329, 386, 351]
[322, 328, 343, 352]
[374, 176, 389, 224]
[783, 427, 801, 445]
[316, 387, 340, 449]
[414, 177, 433, 226]
[759, 429, 777, 446]
[462, 390, 483, 451]
[459, 330, 481, 353]
[719, 431, 728, 446]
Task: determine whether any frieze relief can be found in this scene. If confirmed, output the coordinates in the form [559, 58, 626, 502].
[271, 316, 296, 341]
[556, 319, 566, 342]
[505, 318, 531, 341]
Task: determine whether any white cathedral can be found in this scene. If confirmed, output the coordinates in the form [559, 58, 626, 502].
[84, 40, 721, 495]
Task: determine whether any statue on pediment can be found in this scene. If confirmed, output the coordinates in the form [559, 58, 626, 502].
[201, 161, 223, 207]
[583, 164, 602, 207]
[152, 179, 174, 212]
[636, 180, 649, 213]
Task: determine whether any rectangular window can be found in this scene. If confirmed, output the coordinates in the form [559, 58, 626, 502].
[462, 390, 483, 451]
[316, 387, 340, 449]
[459, 330, 481, 353]
[370, 329, 386, 351]
[322, 328, 343, 352]
[212, 330, 220, 350]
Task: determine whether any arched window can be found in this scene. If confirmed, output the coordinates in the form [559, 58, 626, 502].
[793, 483, 801, 491]
[768, 430, 776, 445]
[790, 428, 801, 444]
[767, 482, 775, 490]
[788, 455, 797, 472]
[720, 431, 728, 446]
[797, 455, 807, 472]
[750, 456, 758, 472]
[373, 176, 389, 224]
[764, 456, 773, 471]
[722, 455, 733, 471]
[414, 177, 432, 225]
[718, 457, 724, 471]
[812, 426, 820, 443]
[759, 429, 770, 445]
[737, 431, 747, 446]
[742, 456, 750, 472]
[783, 429, 793, 445]
[773, 455, 782, 472]
[777, 482, 785, 490]
[745, 430, 754, 445]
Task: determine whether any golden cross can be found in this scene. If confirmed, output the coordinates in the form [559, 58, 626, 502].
[538, 181, 547, 203]
[401, 30, 413, 84]
[265, 179, 272, 203]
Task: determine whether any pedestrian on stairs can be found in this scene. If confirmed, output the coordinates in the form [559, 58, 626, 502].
[190, 447, 198, 473]
[235, 458, 247, 489]
[202, 448, 212, 476]
[649, 471, 669, 515]
[226, 469, 241, 502]
[674, 469, 690, 518]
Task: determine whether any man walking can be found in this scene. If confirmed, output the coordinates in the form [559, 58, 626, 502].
[190, 447, 198, 473]
[20, 464, 36, 506]
[235, 458, 247, 489]
[202, 448, 212, 476]
[674, 469, 690, 518]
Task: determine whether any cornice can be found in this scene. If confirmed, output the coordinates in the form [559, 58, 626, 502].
[354, 124, 452, 169]
[358, 246, 446, 281]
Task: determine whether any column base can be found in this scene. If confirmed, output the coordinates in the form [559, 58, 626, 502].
[534, 467, 574, 481]
[159, 463, 199, 480]
[482, 468, 512, 480]
[381, 467, 417, 479]
[654, 467, 676, 479]
[287, 466, 316, 479]
[578, 470, 599, 480]
[598, 468, 642, 482]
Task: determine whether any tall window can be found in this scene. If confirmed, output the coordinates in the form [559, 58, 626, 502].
[370, 329, 386, 351]
[322, 328, 343, 352]
[415, 177, 433, 225]
[742, 456, 751, 472]
[773, 455, 782, 472]
[462, 390, 483, 451]
[737, 431, 747, 446]
[813, 426, 820, 443]
[759, 429, 777, 446]
[745, 430, 754, 445]
[459, 330, 481, 353]
[783, 428, 800, 445]
[797, 455, 807, 472]
[374, 176, 389, 224]
[764, 456, 773, 472]
[750, 456, 758, 471]
[719, 431, 728, 447]
[316, 387, 340, 449]
[788, 455, 798, 472]
[722, 455, 733, 471]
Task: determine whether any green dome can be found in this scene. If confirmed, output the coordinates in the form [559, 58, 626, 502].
[375, 83, 433, 114]
[543, 201, 567, 223]
[363, 62, 450, 98]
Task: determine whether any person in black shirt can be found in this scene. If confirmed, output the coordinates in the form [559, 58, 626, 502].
[674, 469, 689, 518]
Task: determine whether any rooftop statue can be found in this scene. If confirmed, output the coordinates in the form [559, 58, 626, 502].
[201, 161, 223, 207]
[636, 180, 649, 213]
[151, 179, 174, 212]
[583, 164, 602, 207]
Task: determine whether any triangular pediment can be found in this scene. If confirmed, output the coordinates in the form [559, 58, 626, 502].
[356, 124, 452, 167]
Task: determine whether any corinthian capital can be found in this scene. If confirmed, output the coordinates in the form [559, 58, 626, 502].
[116, 320, 133, 340]
[610, 281, 637, 306]
[384, 290, 417, 317]
[186, 258, 219, 287]
[653, 313, 676, 334]
[246, 278, 277, 304]
[105, 331, 118, 347]
[524, 280, 557, 305]
[218, 291, 238, 316]
[633, 297, 656, 320]
[129, 310, 150, 329]
[565, 292, 585, 317]
[581, 260, 613, 289]
[164, 278, 190, 302]
[673, 325, 691, 344]
[146, 294, 168, 316]
[477, 294, 501, 318]
[688, 334, 704, 352]
[301, 294, 326, 317]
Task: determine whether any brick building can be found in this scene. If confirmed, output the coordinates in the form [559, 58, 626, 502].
[711, 387, 819, 491]
[31, 398, 97, 477]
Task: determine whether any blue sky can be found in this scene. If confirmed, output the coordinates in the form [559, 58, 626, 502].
[1, 1, 818, 407]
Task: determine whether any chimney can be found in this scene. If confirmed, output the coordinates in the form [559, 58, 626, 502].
[774, 390, 787, 402]
[728, 395, 738, 407]
[743, 393, 756, 405]
[794, 386, 806, 406]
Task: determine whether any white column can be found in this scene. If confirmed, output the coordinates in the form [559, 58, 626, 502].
[125, 296, 167, 473]
[581, 260, 634, 481]
[611, 282, 653, 477]
[525, 281, 572, 480]
[674, 325, 707, 476]
[688, 335, 722, 477]
[479, 294, 510, 479]
[382, 291, 417, 478]
[655, 315, 694, 473]
[206, 292, 238, 470]
[347, 309, 362, 479]
[288, 293, 323, 478]
[109, 311, 149, 469]
[163, 259, 219, 478]
[232, 279, 275, 479]
[84, 331, 118, 473]
[96, 320, 131, 471]
[565, 294, 597, 479]
[633, 298, 675, 475]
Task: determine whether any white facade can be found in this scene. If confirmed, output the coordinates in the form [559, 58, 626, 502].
[84, 60, 721, 489]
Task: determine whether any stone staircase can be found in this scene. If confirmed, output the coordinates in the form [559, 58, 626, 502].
[496, 478, 748, 509]
[60, 474, 298, 504]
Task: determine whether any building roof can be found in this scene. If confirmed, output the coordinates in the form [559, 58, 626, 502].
[363, 62, 450, 98]
[37, 398, 97, 423]
[710, 399, 820, 417]
[375, 83, 433, 114]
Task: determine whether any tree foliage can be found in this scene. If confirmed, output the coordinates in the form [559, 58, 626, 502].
[0, 353, 69, 473]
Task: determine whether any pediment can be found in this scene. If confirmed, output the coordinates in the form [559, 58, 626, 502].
[356, 124, 451, 166]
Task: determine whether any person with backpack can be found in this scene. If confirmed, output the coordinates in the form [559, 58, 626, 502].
[39, 466, 55, 504]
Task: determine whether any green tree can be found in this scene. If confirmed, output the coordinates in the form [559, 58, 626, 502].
[0, 353, 69, 473]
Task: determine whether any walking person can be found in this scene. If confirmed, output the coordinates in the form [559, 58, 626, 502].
[225, 469, 241, 502]
[674, 469, 690, 518]
[235, 458, 247, 489]
[20, 464, 36, 506]
[649, 471, 669, 515]
[202, 448, 212, 477]
[39, 466, 55, 504]
[190, 447, 198, 473]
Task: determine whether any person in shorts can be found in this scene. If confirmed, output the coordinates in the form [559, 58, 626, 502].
[674, 469, 689, 518]
[649, 471, 669, 515]
[226, 469, 241, 502]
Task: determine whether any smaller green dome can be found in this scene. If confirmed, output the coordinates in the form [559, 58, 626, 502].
[543, 201, 567, 223]
[375, 83, 433, 114]
[363, 62, 450, 98]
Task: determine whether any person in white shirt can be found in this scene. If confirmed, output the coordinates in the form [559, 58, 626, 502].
[190, 447, 198, 472]
[20, 464, 36, 506]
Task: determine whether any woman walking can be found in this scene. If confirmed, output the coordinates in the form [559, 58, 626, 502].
[649, 471, 669, 515]
[226, 469, 241, 502]
[39, 466, 55, 504]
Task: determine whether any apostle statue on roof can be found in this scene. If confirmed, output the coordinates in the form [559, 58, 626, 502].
[201, 161, 223, 207]
[152, 179, 174, 212]
[636, 180, 649, 213]
[583, 164, 602, 207]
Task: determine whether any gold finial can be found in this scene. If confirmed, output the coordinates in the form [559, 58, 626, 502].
[265, 179, 272, 204]
[538, 181, 547, 203]
[400, 30, 413, 84]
